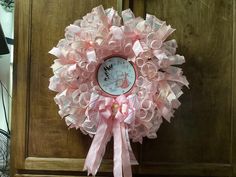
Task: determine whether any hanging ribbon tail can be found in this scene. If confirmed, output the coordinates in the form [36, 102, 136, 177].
[113, 119, 123, 177]
[83, 117, 112, 176]
[121, 123, 132, 177]
[125, 128, 139, 165]
[113, 120, 134, 177]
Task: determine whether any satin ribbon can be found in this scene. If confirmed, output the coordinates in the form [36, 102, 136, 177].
[83, 95, 137, 177]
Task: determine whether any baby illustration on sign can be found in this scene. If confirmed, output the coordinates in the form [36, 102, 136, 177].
[116, 72, 129, 89]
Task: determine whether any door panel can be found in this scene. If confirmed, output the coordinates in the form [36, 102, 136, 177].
[28, 0, 119, 159]
[141, 0, 232, 164]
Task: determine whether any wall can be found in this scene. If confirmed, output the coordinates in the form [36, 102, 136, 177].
[0, 4, 14, 132]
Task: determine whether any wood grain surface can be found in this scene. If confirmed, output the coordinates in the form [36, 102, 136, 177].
[11, 0, 236, 176]
[28, 0, 118, 158]
[141, 0, 232, 163]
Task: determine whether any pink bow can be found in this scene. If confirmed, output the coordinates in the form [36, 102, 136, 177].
[83, 95, 137, 177]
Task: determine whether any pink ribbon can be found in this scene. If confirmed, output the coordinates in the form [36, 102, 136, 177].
[83, 95, 136, 177]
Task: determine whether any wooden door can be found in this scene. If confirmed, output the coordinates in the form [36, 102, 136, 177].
[11, 0, 236, 177]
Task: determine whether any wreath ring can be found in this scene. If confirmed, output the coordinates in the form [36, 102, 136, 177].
[49, 5, 189, 177]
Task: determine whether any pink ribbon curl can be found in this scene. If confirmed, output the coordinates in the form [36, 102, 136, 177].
[83, 94, 137, 177]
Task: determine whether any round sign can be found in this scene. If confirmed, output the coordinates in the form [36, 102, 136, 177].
[97, 56, 136, 96]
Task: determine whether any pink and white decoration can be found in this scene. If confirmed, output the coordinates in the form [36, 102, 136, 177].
[49, 5, 189, 177]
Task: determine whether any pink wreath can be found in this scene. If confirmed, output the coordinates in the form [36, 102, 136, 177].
[49, 5, 189, 177]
